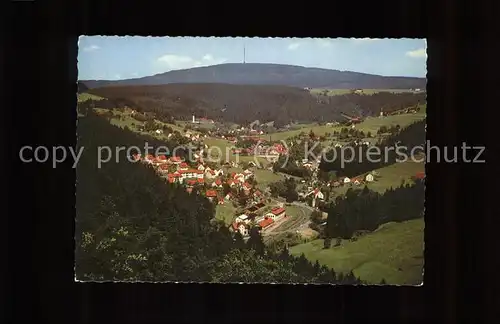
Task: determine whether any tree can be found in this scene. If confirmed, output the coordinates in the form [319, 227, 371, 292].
[233, 232, 246, 249]
[246, 227, 265, 256]
[323, 237, 332, 249]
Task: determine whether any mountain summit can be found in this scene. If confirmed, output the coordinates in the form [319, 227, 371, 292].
[80, 63, 426, 89]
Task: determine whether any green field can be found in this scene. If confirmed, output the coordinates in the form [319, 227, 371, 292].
[215, 203, 237, 224]
[78, 93, 105, 102]
[253, 169, 285, 190]
[268, 124, 342, 142]
[310, 88, 421, 96]
[290, 218, 424, 285]
[354, 113, 425, 134]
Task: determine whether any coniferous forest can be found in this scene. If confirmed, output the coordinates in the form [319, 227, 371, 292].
[75, 111, 363, 283]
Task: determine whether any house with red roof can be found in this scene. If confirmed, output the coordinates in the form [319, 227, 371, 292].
[212, 178, 223, 188]
[205, 189, 218, 201]
[170, 156, 183, 164]
[353, 178, 363, 186]
[414, 172, 425, 180]
[267, 207, 286, 221]
[186, 186, 193, 194]
[242, 169, 254, 180]
[158, 164, 170, 174]
[233, 173, 245, 183]
[157, 155, 168, 163]
[178, 162, 189, 170]
[258, 217, 275, 230]
[218, 197, 225, 205]
[144, 154, 155, 164]
[311, 189, 324, 208]
[205, 169, 217, 180]
[242, 182, 252, 195]
[232, 222, 249, 236]
[186, 179, 197, 186]
[227, 179, 241, 188]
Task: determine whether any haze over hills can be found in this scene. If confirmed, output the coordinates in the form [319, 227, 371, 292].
[80, 63, 426, 89]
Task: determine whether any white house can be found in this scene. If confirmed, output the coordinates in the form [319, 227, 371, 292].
[314, 189, 324, 200]
[236, 214, 251, 225]
[343, 177, 351, 184]
[233, 173, 245, 183]
[234, 223, 249, 236]
[212, 178, 223, 188]
[267, 207, 286, 221]
[155, 129, 163, 135]
[197, 164, 205, 171]
[311, 189, 324, 207]
[205, 169, 216, 180]
[243, 169, 253, 180]
[365, 173, 374, 182]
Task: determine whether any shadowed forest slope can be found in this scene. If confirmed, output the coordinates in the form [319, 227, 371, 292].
[87, 83, 425, 125]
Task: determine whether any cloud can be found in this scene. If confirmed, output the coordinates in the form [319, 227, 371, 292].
[287, 42, 301, 51]
[316, 39, 333, 48]
[113, 74, 121, 80]
[406, 48, 427, 58]
[351, 38, 380, 44]
[82, 44, 100, 52]
[131, 72, 138, 77]
[156, 53, 226, 71]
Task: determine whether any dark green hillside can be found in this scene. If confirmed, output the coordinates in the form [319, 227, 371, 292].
[319, 119, 426, 178]
[87, 83, 425, 126]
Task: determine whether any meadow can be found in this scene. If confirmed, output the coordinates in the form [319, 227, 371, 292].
[331, 160, 425, 196]
[310, 88, 421, 96]
[77, 93, 105, 102]
[290, 218, 424, 285]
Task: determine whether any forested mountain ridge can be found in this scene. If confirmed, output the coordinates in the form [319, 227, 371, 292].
[80, 63, 426, 90]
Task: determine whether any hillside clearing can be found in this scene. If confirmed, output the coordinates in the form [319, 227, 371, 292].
[310, 88, 421, 96]
[354, 113, 425, 134]
[331, 160, 425, 196]
[215, 203, 237, 224]
[289, 218, 424, 285]
[253, 169, 285, 190]
[78, 93, 105, 102]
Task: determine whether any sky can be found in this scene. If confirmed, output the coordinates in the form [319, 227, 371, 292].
[78, 37, 427, 80]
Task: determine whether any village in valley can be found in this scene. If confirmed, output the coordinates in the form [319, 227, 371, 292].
[76, 37, 426, 285]
[102, 105, 426, 244]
